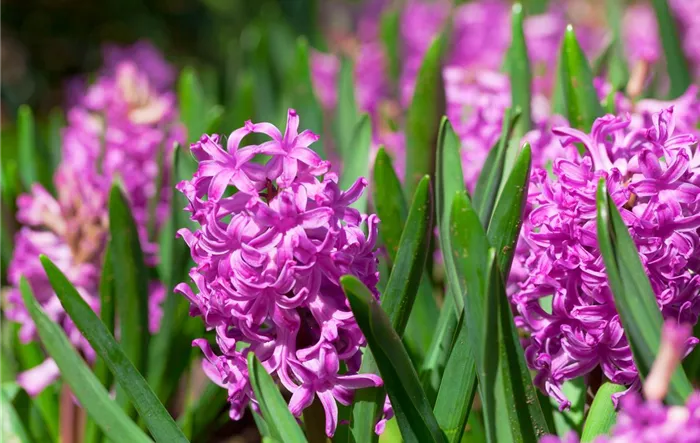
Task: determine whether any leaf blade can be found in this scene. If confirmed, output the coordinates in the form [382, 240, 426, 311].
[40, 256, 188, 443]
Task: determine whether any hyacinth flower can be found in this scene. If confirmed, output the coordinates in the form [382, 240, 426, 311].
[541, 321, 700, 442]
[6, 45, 182, 395]
[512, 107, 700, 408]
[176, 109, 382, 437]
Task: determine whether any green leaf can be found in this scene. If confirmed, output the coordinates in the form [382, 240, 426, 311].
[521, 0, 548, 15]
[178, 382, 229, 442]
[353, 175, 435, 443]
[339, 114, 371, 212]
[18, 278, 153, 443]
[553, 26, 604, 130]
[507, 4, 532, 146]
[435, 118, 467, 313]
[580, 382, 625, 442]
[432, 310, 478, 443]
[473, 109, 521, 228]
[595, 179, 693, 405]
[40, 256, 188, 443]
[247, 354, 308, 443]
[335, 57, 359, 160]
[651, 0, 691, 97]
[605, 0, 629, 90]
[150, 145, 197, 403]
[380, 8, 401, 86]
[84, 245, 116, 443]
[286, 37, 324, 158]
[420, 295, 459, 404]
[178, 67, 207, 144]
[342, 276, 446, 443]
[373, 147, 408, 262]
[17, 105, 52, 192]
[381, 175, 434, 336]
[1, 384, 32, 443]
[108, 183, 150, 415]
[486, 144, 531, 277]
[405, 34, 445, 198]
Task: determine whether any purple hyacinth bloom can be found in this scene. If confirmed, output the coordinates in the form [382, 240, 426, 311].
[512, 108, 700, 409]
[7, 47, 181, 396]
[176, 109, 382, 437]
[102, 40, 176, 92]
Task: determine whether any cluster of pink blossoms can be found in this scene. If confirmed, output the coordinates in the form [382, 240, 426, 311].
[512, 107, 700, 408]
[6, 42, 182, 395]
[176, 109, 382, 437]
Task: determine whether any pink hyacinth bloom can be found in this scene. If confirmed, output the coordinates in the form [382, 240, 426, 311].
[176, 109, 382, 437]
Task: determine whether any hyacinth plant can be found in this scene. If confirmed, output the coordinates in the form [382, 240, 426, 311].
[4, 1, 700, 443]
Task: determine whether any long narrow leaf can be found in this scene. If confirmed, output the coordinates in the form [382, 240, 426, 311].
[40, 256, 188, 443]
[381, 175, 433, 335]
[554, 26, 604, 130]
[380, 9, 400, 85]
[373, 147, 408, 261]
[580, 382, 625, 442]
[420, 295, 459, 404]
[605, 0, 629, 90]
[18, 278, 153, 443]
[108, 183, 150, 415]
[595, 180, 692, 404]
[339, 114, 371, 211]
[353, 175, 435, 443]
[432, 311, 478, 443]
[506, 4, 532, 172]
[435, 118, 467, 313]
[247, 354, 308, 443]
[474, 109, 521, 227]
[651, 0, 691, 97]
[335, 57, 359, 160]
[17, 105, 52, 192]
[342, 276, 446, 443]
[405, 35, 445, 198]
[1, 384, 31, 443]
[287, 37, 324, 157]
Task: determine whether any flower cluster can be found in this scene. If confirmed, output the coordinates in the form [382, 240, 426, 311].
[176, 109, 382, 437]
[512, 107, 700, 408]
[6, 42, 180, 395]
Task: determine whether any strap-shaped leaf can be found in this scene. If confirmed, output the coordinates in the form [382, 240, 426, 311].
[580, 382, 625, 442]
[550, 378, 586, 437]
[595, 179, 693, 404]
[178, 67, 207, 144]
[17, 105, 53, 192]
[40, 256, 188, 443]
[420, 294, 459, 404]
[553, 26, 604, 130]
[334, 57, 359, 160]
[18, 278, 152, 443]
[605, 0, 629, 91]
[1, 383, 31, 443]
[380, 8, 400, 85]
[487, 143, 531, 277]
[339, 114, 371, 211]
[473, 109, 521, 228]
[150, 145, 200, 404]
[381, 175, 434, 335]
[352, 175, 435, 443]
[247, 353, 308, 443]
[178, 382, 228, 441]
[651, 0, 691, 98]
[373, 147, 408, 262]
[432, 310, 478, 443]
[435, 118, 467, 313]
[506, 5, 532, 155]
[342, 276, 446, 443]
[405, 35, 445, 198]
[108, 183, 150, 408]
